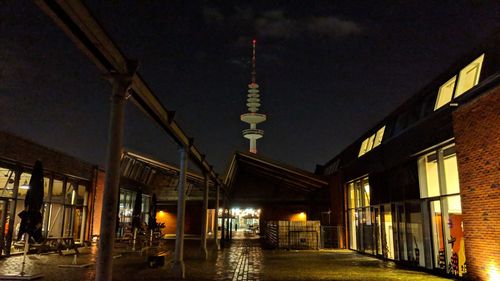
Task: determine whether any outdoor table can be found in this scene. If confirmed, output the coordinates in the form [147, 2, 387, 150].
[41, 237, 79, 255]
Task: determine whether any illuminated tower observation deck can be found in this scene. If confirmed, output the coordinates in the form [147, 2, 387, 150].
[241, 39, 267, 154]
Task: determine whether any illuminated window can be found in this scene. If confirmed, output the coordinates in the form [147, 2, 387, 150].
[434, 76, 456, 110]
[345, 177, 370, 252]
[0, 168, 16, 197]
[418, 153, 440, 198]
[373, 126, 385, 148]
[358, 126, 386, 157]
[367, 134, 376, 151]
[455, 54, 484, 98]
[347, 182, 355, 208]
[418, 145, 460, 198]
[358, 138, 369, 157]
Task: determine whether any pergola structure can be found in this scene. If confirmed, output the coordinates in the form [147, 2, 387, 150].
[121, 150, 218, 202]
[34, 1, 224, 279]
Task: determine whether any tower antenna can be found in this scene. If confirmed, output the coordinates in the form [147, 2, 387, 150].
[240, 39, 267, 154]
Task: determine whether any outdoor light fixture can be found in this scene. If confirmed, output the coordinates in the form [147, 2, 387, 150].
[20, 180, 30, 190]
[489, 262, 500, 281]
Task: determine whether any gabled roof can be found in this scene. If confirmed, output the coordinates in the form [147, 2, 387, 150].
[120, 150, 217, 202]
[224, 151, 328, 194]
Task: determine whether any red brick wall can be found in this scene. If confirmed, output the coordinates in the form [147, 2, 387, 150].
[329, 172, 346, 248]
[452, 85, 500, 281]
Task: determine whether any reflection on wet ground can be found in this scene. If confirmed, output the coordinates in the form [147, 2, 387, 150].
[215, 239, 263, 281]
[0, 232, 451, 280]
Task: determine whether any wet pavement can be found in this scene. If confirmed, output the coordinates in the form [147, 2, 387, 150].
[0, 234, 452, 281]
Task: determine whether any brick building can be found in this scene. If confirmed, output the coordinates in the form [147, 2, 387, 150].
[452, 83, 500, 281]
[318, 32, 499, 280]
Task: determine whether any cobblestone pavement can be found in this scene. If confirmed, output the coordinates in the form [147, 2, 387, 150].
[0, 237, 452, 281]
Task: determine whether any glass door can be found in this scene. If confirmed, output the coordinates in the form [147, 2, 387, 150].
[430, 200, 445, 270]
[396, 203, 407, 261]
[381, 204, 394, 259]
[373, 207, 382, 256]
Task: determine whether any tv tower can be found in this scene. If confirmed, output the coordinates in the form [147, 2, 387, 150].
[240, 39, 266, 154]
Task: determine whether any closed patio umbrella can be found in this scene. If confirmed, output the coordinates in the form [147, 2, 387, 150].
[131, 192, 142, 250]
[148, 194, 157, 246]
[17, 160, 44, 243]
[148, 193, 157, 231]
[17, 160, 44, 277]
[132, 192, 142, 231]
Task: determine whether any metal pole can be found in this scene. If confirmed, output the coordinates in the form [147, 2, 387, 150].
[225, 198, 230, 241]
[229, 216, 232, 240]
[96, 73, 133, 281]
[220, 206, 225, 247]
[214, 184, 220, 250]
[172, 147, 188, 279]
[200, 173, 209, 259]
[5, 168, 20, 256]
[80, 190, 89, 243]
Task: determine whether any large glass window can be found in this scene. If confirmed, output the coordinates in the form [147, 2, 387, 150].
[418, 153, 440, 198]
[0, 168, 16, 198]
[65, 182, 77, 205]
[17, 173, 31, 198]
[430, 200, 445, 270]
[346, 177, 371, 253]
[347, 183, 355, 209]
[418, 145, 460, 198]
[348, 209, 357, 249]
[443, 150, 460, 195]
[418, 144, 466, 277]
[443, 195, 466, 276]
[405, 201, 425, 267]
[51, 179, 64, 203]
[381, 204, 394, 259]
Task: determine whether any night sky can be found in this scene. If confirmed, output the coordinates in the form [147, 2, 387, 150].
[1, 1, 499, 174]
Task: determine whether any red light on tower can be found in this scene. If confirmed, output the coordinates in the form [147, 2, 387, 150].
[252, 39, 256, 44]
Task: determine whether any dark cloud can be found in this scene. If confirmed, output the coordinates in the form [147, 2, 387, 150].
[202, 6, 361, 42]
[255, 10, 361, 40]
[202, 6, 224, 24]
[305, 17, 362, 37]
[255, 10, 294, 38]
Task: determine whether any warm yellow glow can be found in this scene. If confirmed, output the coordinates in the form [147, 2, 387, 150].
[489, 262, 500, 281]
[157, 210, 165, 218]
[367, 134, 376, 151]
[373, 126, 385, 148]
[455, 54, 484, 98]
[290, 212, 307, 221]
[359, 126, 386, 157]
[358, 138, 369, 157]
[435, 76, 456, 110]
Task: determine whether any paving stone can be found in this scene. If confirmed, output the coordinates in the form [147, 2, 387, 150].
[0, 238, 452, 281]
